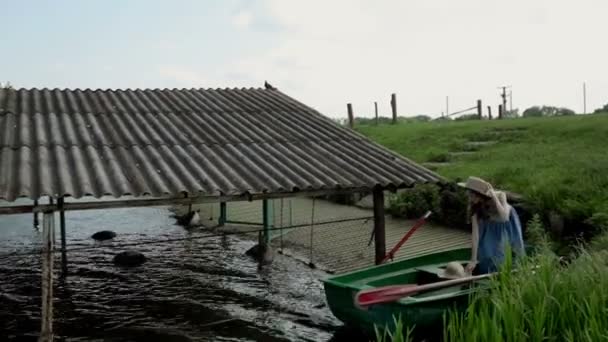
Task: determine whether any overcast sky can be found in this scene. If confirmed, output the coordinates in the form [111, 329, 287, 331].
[2, 0, 607, 118]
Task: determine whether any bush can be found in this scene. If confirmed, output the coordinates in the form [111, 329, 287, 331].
[387, 184, 440, 219]
[387, 183, 469, 230]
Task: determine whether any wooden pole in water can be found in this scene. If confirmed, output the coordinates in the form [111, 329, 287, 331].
[219, 202, 227, 226]
[58, 198, 67, 276]
[347, 103, 354, 129]
[373, 188, 386, 265]
[262, 199, 271, 244]
[40, 210, 55, 342]
[374, 101, 379, 125]
[33, 199, 39, 228]
[391, 94, 397, 124]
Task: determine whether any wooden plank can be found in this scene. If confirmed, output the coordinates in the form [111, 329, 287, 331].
[39, 211, 55, 342]
[373, 188, 386, 264]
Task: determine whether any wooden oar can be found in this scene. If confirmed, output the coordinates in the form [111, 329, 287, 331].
[355, 272, 495, 307]
[380, 210, 432, 264]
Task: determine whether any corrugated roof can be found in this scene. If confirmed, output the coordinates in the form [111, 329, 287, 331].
[0, 87, 444, 201]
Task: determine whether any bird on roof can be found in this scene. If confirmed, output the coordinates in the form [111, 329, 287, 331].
[264, 81, 277, 90]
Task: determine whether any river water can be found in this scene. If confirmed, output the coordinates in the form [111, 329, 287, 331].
[0, 201, 362, 341]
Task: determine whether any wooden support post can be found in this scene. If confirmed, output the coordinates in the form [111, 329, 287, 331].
[347, 103, 354, 129]
[390, 93, 397, 124]
[262, 199, 271, 244]
[477, 100, 482, 120]
[58, 198, 67, 276]
[373, 189, 386, 265]
[487, 106, 492, 120]
[374, 101, 379, 125]
[498, 104, 503, 119]
[219, 202, 227, 226]
[40, 211, 55, 342]
[34, 200, 39, 228]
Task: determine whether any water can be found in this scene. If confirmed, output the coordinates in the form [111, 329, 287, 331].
[0, 202, 360, 341]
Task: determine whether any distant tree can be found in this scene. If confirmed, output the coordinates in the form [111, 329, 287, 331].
[593, 103, 608, 114]
[523, 105, 575, 117]
[0, 81, 13, 89]
[504, 108, 519, 118]
[523, 106, 543, 117]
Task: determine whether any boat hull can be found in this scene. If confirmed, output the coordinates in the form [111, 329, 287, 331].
[322, 248, 480, 335]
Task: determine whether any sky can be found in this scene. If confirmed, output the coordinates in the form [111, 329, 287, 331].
[1, 0, 607, 119]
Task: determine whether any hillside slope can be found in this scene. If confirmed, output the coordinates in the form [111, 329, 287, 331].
[356, 114, 608, 224]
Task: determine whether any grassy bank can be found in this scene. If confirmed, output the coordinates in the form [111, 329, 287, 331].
[356, 114, 608, 233]
[375, 219, 608, 342]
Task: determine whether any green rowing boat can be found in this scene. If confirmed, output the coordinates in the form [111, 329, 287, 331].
[322, 247, 488, 335]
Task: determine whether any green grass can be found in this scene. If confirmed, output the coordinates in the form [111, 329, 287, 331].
[356, 114, 608, 222]
[376, 220, 608, 342]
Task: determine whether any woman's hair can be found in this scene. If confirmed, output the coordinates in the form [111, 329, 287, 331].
[467, 191, 495, 222]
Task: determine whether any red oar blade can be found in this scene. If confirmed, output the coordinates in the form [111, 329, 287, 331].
[355, 284, 418, 307]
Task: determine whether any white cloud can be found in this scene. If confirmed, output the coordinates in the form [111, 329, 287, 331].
[228, 0, 608, 118]
[231, 10, 253, 30]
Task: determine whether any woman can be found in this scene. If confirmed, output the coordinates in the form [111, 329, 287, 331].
[461, 176, 525, 275]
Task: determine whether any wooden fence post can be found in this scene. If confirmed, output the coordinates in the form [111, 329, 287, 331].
[374, 101, 379, 125]
[498, 104, 503, 119]
[373, 189, 386, 265]
[487, 106, 492, 120]
[390, 94, 397, 124]
[40, 210, 55, 342]
[477, 100, 482, 120]
[347, 103, 354, 128]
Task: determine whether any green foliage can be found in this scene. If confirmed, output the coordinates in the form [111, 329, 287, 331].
[593, 103, 608, 114]
[387, 184, 440, 219]
[523, 105, 575, 117]
[374, 315, 414, 342]
[356, 114, 608, 236]
[387, 183, 469, 229]
[442, 239, 608, 342]
[525, 214, 554, 251]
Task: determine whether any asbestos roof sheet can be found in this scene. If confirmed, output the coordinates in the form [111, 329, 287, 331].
[0, 87, 444, 201]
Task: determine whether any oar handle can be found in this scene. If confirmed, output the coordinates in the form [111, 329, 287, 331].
[355, 272, 496, 307]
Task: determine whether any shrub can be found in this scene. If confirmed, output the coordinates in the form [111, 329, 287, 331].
[388, 183, 470, 230]
[387, 184, 440, 219]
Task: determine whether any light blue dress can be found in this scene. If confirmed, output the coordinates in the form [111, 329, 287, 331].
[476, 206, 525, 274]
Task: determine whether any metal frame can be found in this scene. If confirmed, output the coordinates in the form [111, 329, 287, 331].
[0, 187, 373, 215]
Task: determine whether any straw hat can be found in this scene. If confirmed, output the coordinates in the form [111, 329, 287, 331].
[438, 261, 468, 279]
[458, 176, 493, 197]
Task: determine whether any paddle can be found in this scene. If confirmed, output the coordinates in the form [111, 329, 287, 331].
[380, 210, 432, 264]
[355, 272, 495, 307]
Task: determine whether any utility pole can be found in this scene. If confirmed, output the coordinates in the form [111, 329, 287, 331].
[446, 96, 449, 117]
[498, 85, 511, 119]
[583, 82, 587, 114]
